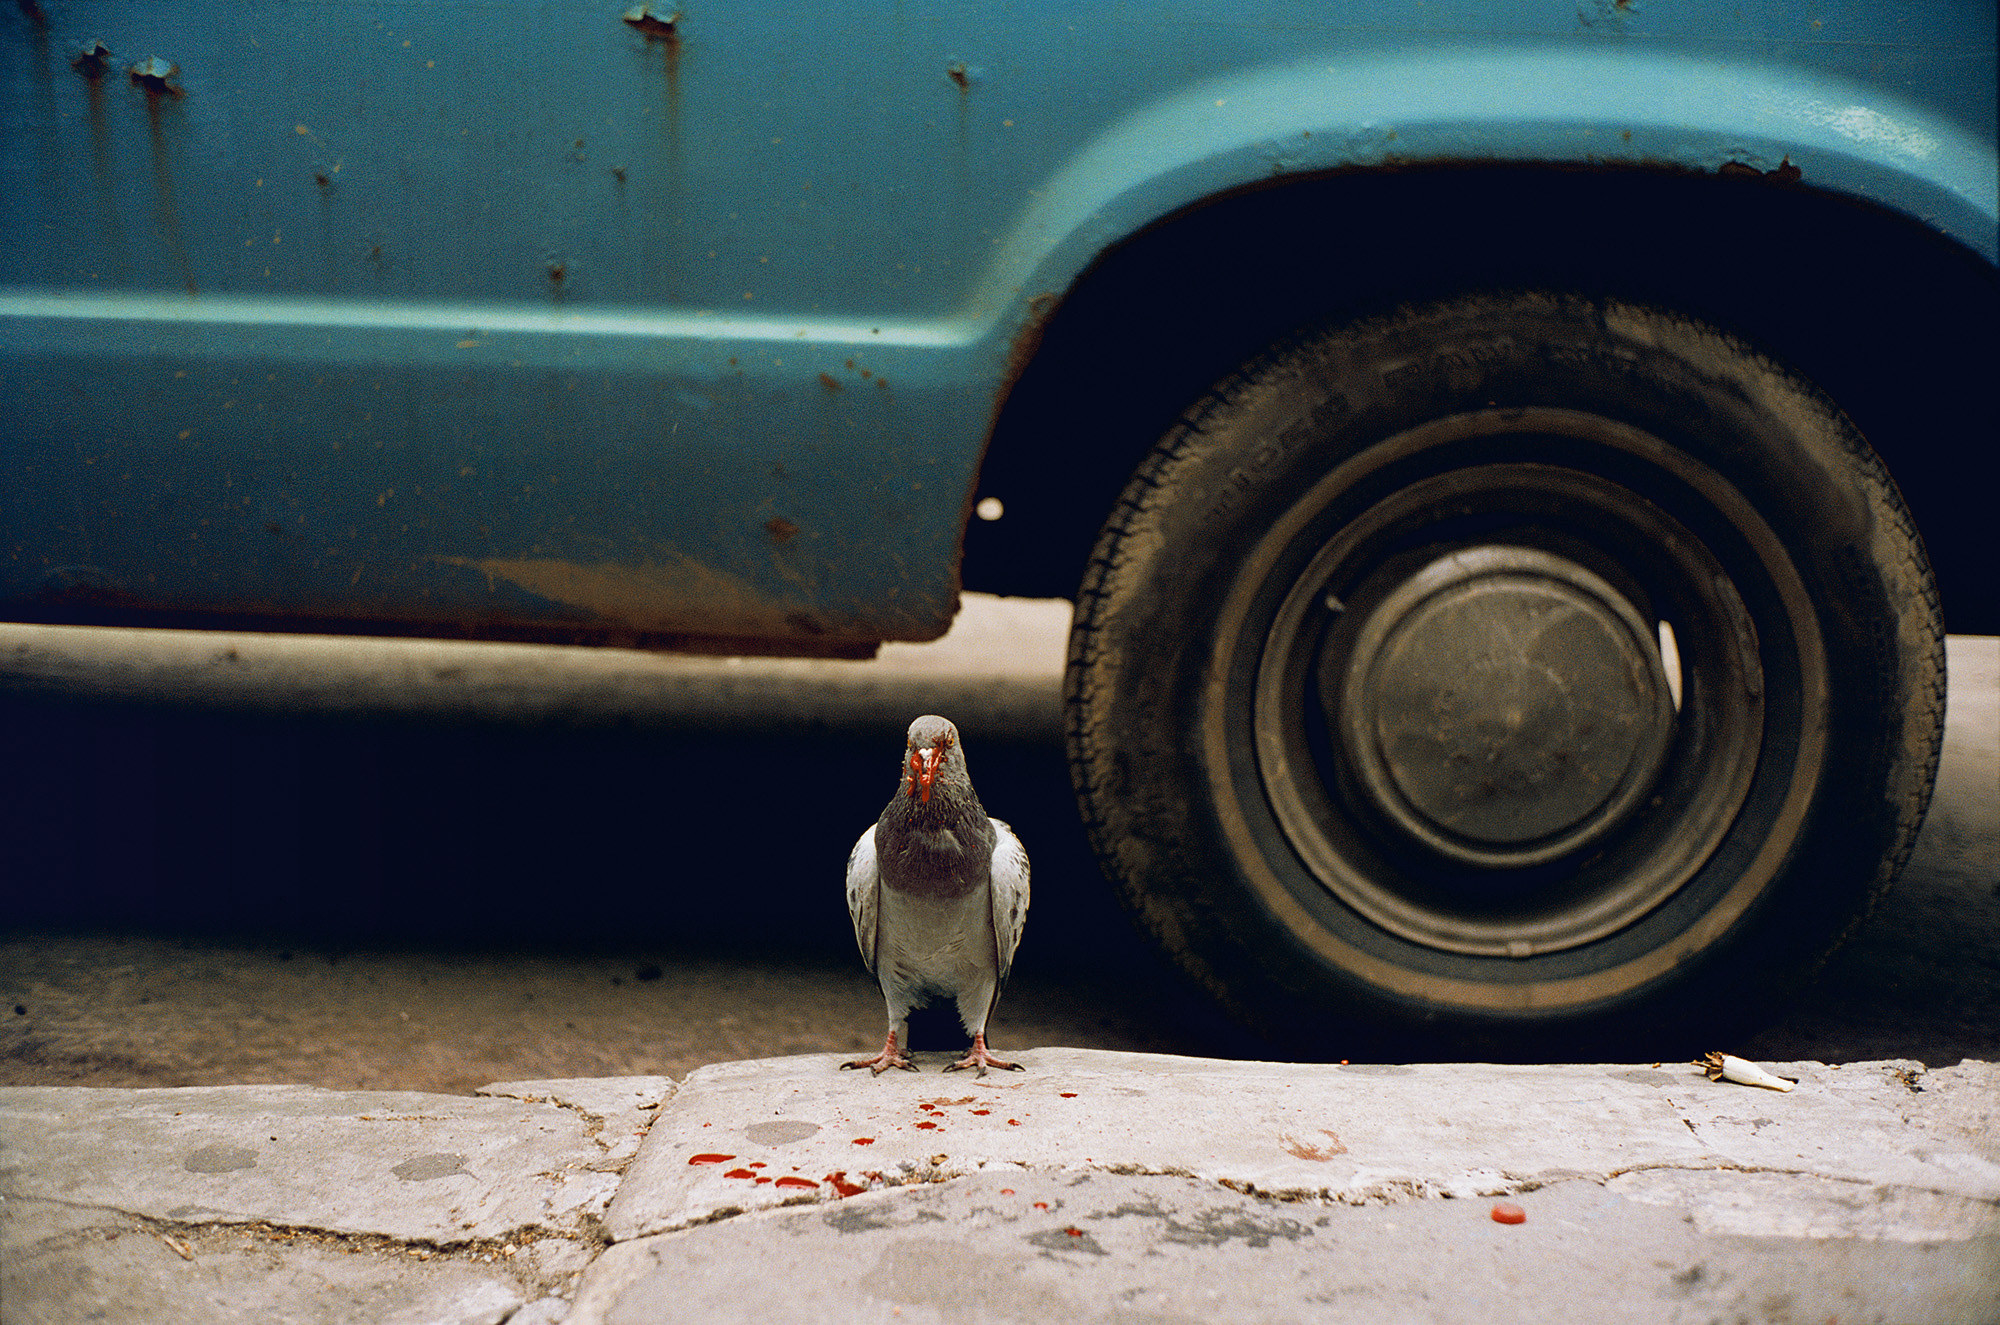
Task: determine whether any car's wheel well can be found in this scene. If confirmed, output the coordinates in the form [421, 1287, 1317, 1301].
[966, 164, 1997, 635]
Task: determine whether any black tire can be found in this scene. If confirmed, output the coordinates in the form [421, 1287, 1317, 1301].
[1064, 292, 1945, 1057]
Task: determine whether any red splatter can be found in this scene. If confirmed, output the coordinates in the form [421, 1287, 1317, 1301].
[723, 1168, 756, 1180]
[688, 1153, 734, 1165]
[852, 1137, 876, 1146]
[748, 1162, 766, 1169]
[1491, 1202, 1527, 1225]
[971, 1109, 991, 1116]
[1059, 1092, 1077, 1098]
[1063, 1226, 1084, 1238]
[915, 1121, 938, 1130]
[1007, 1119, 1020, 1126]
[754, 1177, 771, 1184]
[1000, 1188, 1015, 1195]
[826, 1171, 866, 1197]
[1033, 1202, 1049, 1211]
[775, 1176, 819, 1190]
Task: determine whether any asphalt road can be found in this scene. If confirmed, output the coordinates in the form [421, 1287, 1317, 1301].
[1, 616, 1993, 1095]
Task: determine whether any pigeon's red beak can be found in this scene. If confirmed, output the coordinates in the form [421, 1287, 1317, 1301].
[906, 745, 944, 803]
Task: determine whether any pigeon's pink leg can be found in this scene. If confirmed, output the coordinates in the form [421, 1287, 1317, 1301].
[944, 1031, 1022, 1077]
[842, 1031, 918, 1075]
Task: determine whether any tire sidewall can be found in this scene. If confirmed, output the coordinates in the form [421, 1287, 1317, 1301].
[1068, 293, 1941, 1051]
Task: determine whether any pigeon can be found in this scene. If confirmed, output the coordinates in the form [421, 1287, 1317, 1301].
[842, 714, 1030, 1076]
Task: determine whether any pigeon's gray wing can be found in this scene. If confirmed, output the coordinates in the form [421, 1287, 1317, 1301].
[987, 817, 1030, 986]
[845, 824, 881, 976]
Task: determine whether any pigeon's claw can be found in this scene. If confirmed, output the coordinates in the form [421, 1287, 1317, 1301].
[842, 1033, 918, 1075]
[944, 1031, 1022, 1078]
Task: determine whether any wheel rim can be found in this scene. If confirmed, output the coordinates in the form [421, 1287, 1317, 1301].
[1245, 408, 1791, 965]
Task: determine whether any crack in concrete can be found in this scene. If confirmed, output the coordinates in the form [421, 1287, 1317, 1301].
[3, 1190, 605, 1259]
[1603, 1160, 2000, 1209]
[474, 1081, 671, 1175]
[19, 1201, 614, 1302]
[508, 1094, 612, 1143]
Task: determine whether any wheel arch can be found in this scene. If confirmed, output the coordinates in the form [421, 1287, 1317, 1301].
[966, 162, 1998, 634]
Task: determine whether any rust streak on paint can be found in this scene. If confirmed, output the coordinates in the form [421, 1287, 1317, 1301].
[138, 67, 198, 294]
[625, 3, 684, 300]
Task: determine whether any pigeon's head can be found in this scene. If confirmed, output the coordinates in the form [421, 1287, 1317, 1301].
[901, 714, 962, 804]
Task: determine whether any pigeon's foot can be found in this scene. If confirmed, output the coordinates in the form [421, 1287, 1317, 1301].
[841, 1033, 918, 1075]
[944, 1032, 1023, 1078]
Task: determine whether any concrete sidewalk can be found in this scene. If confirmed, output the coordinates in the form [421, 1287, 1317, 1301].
[4, 1051, 1996, 1324]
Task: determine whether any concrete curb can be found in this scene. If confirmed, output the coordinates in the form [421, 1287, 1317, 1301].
[0, 594, 1072, 742]
[4, 1051, 1996, 1323]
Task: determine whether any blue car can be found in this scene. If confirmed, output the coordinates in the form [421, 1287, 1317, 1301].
[4, 1, 1993, 1050]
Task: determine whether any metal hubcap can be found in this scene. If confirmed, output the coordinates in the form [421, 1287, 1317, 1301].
[1248, 422, 1774, 961]
[1330, 546, 1676, 870]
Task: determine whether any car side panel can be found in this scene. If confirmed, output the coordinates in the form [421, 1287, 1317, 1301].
[2, 1, 1991, 647]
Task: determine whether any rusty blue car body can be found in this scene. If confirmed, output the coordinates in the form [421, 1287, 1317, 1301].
[3, 1, 1994, 651]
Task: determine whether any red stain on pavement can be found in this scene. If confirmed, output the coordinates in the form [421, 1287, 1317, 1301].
[1279, 1130, 1347, 1160]
[688, 1153, 734, 1165]
[1491, 1203, 1527, 1225]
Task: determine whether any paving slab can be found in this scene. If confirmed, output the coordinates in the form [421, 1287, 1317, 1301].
[0, 1078, 675, 1323]
[1, 1198, 528, 1325]
[581, 1050, 1999, 1324]
[0, 1083, 652, 1242]
[571, 1168, 2000, 1325]
[604, 1049, 2000, 1241]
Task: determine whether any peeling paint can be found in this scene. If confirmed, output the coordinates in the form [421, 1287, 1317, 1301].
[128, 55, 183, 99]
[1718, 154, 1802, 183]
[622, 4, 680, 43]
[70, 40, 112, 80]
